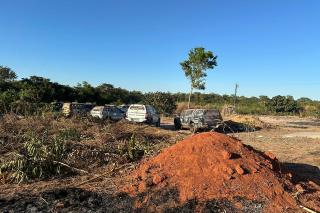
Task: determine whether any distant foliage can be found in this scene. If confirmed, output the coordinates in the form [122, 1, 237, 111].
[1, 65, 320, 117]
[0, 66, 17, 82]
[267, 95, 301, 114]
[0, 66, 144, 115]
[143, 92, 177, 115]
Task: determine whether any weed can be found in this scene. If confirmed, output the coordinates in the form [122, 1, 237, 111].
[119, 133, 148, 161]
[0, 130, 67, 183]
[59, 128, 81, 141]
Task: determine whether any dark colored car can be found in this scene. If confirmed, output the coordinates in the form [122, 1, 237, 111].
[174, 109, 223, 132]
[118, 104, 130, 114]
[62, 102, 95, 117]
[51, 102, 63, 111]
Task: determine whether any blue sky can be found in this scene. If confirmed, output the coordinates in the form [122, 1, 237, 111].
[1, 0, 319, 99]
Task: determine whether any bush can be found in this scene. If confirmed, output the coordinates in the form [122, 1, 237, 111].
[119, 134, 147, 161]
[59, 128, 81, 141]
[267, 95, 301, 114]
[0, 130, 67, 183]
[143, 92, 177, 115]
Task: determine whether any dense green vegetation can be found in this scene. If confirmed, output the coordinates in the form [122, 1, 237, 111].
[1, 66, 320, 116]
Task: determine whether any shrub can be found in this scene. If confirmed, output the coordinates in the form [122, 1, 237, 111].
[59, 128, 81, 141]
[267, 95, 301, 114]
[143, 92, 177, 115]
[0, 130, 67, 183]
[119, 134, 146, 161]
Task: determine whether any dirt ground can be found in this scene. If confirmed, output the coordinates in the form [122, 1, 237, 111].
[233, 116, 320, 169]
[0, 115, 319, 212]
[232, 116, 320, 212]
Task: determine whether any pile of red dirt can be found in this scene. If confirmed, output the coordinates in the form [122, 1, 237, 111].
[124, 132, 300, 212]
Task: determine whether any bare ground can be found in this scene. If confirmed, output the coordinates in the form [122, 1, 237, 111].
[0, 115, 319, 212]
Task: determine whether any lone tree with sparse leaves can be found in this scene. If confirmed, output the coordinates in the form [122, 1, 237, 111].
[0, 66, 17, 82]
[180, 47, 217, 108]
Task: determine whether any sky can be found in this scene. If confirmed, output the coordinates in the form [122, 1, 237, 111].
[0, 0, 320, 99]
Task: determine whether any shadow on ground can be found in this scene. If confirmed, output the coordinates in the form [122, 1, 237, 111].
[281, 162, 320, 185]
[160, 120, 262, 134]
[215, 120, 262, 134]
[0, 186, 265, 212]
[287, 121, 320, 127]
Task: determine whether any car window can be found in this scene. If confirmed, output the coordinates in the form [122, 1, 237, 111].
[111, 108, 121, 113]
[185, 110, 193, 116]
[152, 108, 157, 114]
[130, 105, 145, 111]
[149, 106, 155, 113]
[194, 110, 204, 116]
[93, 107, 103, 112]
[146, 106, 152, 113]
[205, 110, 220, 118]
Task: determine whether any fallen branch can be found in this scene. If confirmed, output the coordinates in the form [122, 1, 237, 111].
[75, 163, 134, 187]
[53, 161, 89, 174]
[300, 205, 318, 213]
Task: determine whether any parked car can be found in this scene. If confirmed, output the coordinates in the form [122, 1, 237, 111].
[51, 101, 63, 111]
[90, 105, 125, 121]
[174, 109, 222, 132]
[118, 104, 129, 114]
[126, 104, 160, 127]
[62, 102, 95, 117]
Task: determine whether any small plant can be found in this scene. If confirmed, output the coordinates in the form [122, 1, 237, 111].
[119, 133, 146, 161]
[0, 130, 67, 183]
[59, 128, 81, 141]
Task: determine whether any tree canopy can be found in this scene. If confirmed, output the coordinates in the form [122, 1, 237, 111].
[180, 47, 217, 108]
[0, 66, 17, 82]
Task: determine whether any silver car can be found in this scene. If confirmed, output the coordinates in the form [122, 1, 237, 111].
[90, 105, 124, 121]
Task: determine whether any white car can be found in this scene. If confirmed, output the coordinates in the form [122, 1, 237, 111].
[90, 105, 124, 121]
[126, 104, 160, 127]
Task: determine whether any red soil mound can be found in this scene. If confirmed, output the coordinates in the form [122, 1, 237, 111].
[125, 132, 300, 212]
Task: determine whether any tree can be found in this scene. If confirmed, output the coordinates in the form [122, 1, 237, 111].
[267, 95, 300, 114]
[180, 47, 217, 108]
[0, 66, 17, 82]
[75, 81, 97, 103]
[143, 92, 177, 115]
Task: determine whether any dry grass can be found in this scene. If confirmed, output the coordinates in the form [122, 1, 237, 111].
[224, 114, 270, 129]
[0, 114, 186, 183]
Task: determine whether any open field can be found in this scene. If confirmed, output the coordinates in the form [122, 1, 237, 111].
[234, 116, 320, 168]
[0, 114, 319, 212]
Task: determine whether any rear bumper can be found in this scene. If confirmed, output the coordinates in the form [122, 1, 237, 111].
[126, 117, 147, 123]
[91, 114, 104, 119]
[182, 123, 218, 130]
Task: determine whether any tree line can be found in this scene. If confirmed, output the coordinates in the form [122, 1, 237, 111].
[1, 66, 319, 116]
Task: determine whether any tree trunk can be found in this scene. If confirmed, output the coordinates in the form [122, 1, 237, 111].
[188, 87, 193, 109]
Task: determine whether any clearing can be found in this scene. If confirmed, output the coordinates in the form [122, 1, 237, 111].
[0, 114, 319, 212]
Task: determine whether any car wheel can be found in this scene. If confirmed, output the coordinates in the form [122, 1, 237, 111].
[174, 117, 182, 130]
[190, 123, 198, 133]
[156, 118, 161, 127]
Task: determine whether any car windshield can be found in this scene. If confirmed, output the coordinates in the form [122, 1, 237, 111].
[130, 105, 145, 111]
[205, 110, 220, 117]
[92, 107, 103, 111]
[184, 110, 194, 115]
